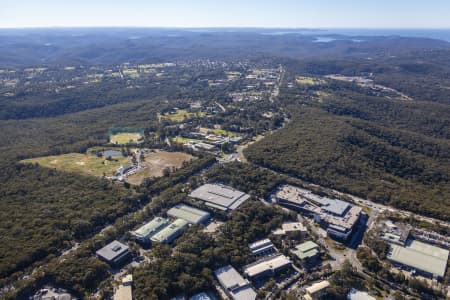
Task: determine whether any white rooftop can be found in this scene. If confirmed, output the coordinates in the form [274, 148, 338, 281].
[243, 255, 292, 278]
[347, 288, 376, 300]
[306, 280, 330, 295]
[214, 265, 256, 300]
[388, 240, 449, 277]
[273, 222, 307, 235]
[248, 238, 273, 250]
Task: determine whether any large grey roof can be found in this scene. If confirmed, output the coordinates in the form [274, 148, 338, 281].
[387, 240, 449, 277]
[167, 204, 210, 224]
[96, 240, 130, 261]
[321, 199, 350, 216]
[189, 184, 250, 211]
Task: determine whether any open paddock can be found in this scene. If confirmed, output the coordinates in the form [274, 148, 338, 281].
[21, 152, 129, 177]
[110, 132, 143, 144]
[158, 109, 207, 122]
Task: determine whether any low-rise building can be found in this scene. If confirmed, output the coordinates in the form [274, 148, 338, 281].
[130, 217, 170, 244]
[167, 204, 211, 224]
[387, 239, 449, 279]
[379, 220, 410, 246]
[214, 265, 256, 300]
[272, 222, 307, 237]
[291, 241, 320, 261]
[248, 238, 275, 256]
[151, 219, 189, 244]
[189, 183, 250, 211]
[96, 240, 131, 267]
[304, 280, 330, 299]
[243, 254, 292, 280]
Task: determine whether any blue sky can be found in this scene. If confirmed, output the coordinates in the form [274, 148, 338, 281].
[1, 0, 449, 28]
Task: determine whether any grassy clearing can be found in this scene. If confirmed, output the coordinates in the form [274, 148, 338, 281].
[110, 132, 143, 144]
[212, 128, 239, 137]
[158, 109, 207, 122]
[126, 151, 195, 185]
[296, 76, 325, 86]
[199, 126, 239, 137]
[21, 152, 129, 177]
[171, 136, 204, 144]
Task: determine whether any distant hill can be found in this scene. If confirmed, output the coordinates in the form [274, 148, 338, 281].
[0, 28, 448, 66]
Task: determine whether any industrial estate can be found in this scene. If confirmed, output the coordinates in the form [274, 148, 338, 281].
[15, 60, 450, 300]
[2, 28, 450, 300]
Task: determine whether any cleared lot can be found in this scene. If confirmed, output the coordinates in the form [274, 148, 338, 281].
[126, 151, 195, 185]
[110, 132, 143, 144]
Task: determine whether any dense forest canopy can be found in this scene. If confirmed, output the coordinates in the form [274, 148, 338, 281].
[245, 82, 450, 220]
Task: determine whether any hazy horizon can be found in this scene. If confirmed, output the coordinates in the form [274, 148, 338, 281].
[2, 0, 450, 29]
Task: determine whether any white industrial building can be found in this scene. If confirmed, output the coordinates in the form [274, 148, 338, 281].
[248, 238, 275, 256]
[214, 265, 256, 300]
[387, 239, 449, 279]
[189, 183, 250, 211]
[243, 254, 292, 280]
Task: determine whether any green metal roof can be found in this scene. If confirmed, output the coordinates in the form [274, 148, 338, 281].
[295, 241, 319, 252]
[132, 217, 169, 240]
[151, 219, 188, 244]
[291, 248, 319, 260]
[167, 204, 210, 224]
[291, 241, 320, 260]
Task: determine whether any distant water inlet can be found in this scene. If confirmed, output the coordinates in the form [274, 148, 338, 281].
[101, 150, 123, 157]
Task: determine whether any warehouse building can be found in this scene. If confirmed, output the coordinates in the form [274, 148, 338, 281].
[167, 204, 211, 224]
[215, 265, 256, 300]
[189, 183, 250, 211]
[96, 240, 131, 267]
[130, 217, 170, 244]
[243, 254, 292, 280]
[291, 241, 320, 261]
[273, 185, 361, 240]
[151, 219, 189, 244]
[387, 239, 449, 279]
[248, 238, 275, 256]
